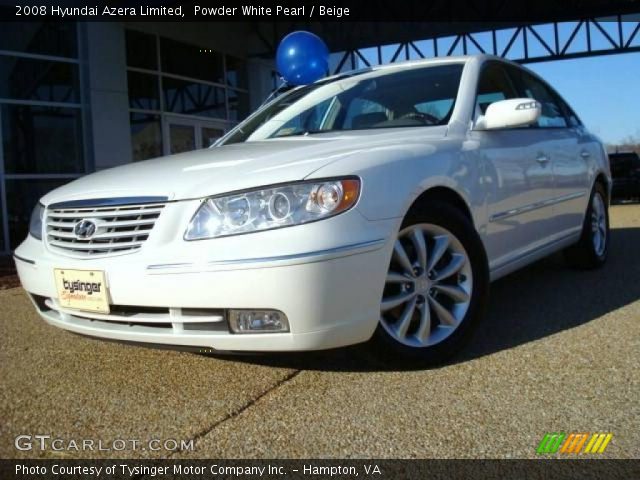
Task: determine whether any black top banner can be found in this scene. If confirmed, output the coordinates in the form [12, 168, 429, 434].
[1, 0, 640, 22]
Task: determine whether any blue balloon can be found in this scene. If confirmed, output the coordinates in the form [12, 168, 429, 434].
[276, 31, 329, 86]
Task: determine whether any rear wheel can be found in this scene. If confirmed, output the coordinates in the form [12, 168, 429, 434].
[371, 203, 489, 366]
[564, 182, 609, 269]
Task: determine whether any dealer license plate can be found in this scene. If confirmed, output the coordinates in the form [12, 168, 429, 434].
[53, 269, 110, 314]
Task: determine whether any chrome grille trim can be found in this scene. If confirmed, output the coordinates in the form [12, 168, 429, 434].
[45, 200, 166, 256]
[42, 299, 226, 325]
[48, 196, 168, 209]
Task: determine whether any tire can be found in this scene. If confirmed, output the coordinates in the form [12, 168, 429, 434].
[564, 182, 609, 269]
[370, 202, 489, 366]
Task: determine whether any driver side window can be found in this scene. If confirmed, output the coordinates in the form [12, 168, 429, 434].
[507, 67, 568, 128]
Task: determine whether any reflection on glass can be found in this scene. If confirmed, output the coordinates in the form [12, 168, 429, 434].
[221, 64, 464, 145]
[6, 179, 71, 249]
[0, 185, 4, 251]
[227, 90, 250, 121]
[125, 29, 158, 70]
[128, 71, 160, 110]
[2, 104, 84, 174]
[160, 38, 224, 83]
[0, 56, 80, 102]
[225, 56, 248, 89]
[0, 21, 77, 58]
[130, 113, 162, 161]
[162, 77, 226, 118]
[170, 124, 195, 154]
[202, 127, 224, 148]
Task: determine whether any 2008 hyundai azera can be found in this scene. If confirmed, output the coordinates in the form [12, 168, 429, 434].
[15, 55, 610, 364]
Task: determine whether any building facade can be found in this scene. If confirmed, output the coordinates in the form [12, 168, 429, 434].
[0, 21, 274, 254]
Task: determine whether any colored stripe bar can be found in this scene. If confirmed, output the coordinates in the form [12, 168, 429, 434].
[547, 433, 566, 453]
[597, 433, 613, 453]
[590, 434, 607, 453]
[537, 434, 552, 454]
[584, 433, 599, 453]
[572, 434, 589, 453]
[560, 434, 575, 453]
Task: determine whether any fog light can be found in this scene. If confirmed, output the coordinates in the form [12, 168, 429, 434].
[228, 310, 289, 333]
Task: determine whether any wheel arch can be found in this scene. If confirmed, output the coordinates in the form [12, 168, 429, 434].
[406, 186, 475, 227]
[594, 171, 610, 203]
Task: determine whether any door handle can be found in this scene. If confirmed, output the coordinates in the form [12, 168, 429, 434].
[536, 154, 550, 164]
[580, 150, 591, 159]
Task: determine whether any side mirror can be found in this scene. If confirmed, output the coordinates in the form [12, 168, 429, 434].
[475, 98, 541, 130]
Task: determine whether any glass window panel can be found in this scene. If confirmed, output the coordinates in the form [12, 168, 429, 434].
[6, 179, 71, 249]
[130, 113, 162, 161]
[507, 67, 568, 128]
[0, 56, 80, 103]
[162, 77, 226, 119]
[127, 71, 160, 110]
[202, 127, 224, 148]
[0, 184, 4, 252]
[0, 21, 77, 58]
[160, 38, 224, 84]
[225, 56, 248, 89]
[476, 63, 518, 115]
[344, 99, 387, 128]
[227, 90, 250, 121]
[2, 104, 84, 174]
[169, 124, 195, 154]
[125, 30, 157, 70]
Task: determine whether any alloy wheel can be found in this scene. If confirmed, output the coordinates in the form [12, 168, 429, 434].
[591, 192, 607, 257]
[381, 223, 473, 348]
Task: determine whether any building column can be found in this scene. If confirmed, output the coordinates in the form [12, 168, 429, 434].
[85, 22, 132, 170]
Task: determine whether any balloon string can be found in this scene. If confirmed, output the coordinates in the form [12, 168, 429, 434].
[260, 76, 290, 107]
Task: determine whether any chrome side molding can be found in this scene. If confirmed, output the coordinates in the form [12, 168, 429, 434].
[490, 191, 585, 222]
[147, 238, 387, 272]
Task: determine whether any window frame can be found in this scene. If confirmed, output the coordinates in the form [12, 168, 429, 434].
[125, 28, 251, 160]
[0, 22, 86, 253]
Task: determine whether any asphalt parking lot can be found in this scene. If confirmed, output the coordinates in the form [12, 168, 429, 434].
[1, 205, 638, 459]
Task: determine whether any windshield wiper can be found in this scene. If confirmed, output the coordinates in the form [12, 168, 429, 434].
[275, 129, 338, 138]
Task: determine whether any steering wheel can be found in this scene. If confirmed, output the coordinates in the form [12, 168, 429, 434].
[398, 111, 440, 125]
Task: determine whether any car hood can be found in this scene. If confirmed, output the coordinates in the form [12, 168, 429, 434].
[41, 127, 447, 205]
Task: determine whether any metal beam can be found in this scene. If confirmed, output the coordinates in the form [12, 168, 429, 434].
[331, 16, 640, 73]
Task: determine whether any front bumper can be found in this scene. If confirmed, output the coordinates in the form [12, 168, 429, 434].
[14, 215, 395, 352]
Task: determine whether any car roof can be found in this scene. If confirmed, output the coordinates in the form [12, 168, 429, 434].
[321, 54, 515, 83]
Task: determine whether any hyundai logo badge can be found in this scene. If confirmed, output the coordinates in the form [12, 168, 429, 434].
[74, 219, 97, 240]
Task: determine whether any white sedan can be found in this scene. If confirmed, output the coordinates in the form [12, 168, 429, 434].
[15, 55, 610, 364]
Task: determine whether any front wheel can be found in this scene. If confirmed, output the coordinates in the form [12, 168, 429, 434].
[370, 203, 489, 366]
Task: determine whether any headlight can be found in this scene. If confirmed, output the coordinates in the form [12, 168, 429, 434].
[29, 203, 45, 240]
[184, 178, 360, 240]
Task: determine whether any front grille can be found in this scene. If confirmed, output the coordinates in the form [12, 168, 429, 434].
[32, 295, 229, 333]
[45, 201, 165, 256]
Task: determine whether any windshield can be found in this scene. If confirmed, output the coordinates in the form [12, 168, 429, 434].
[220, 63, 464, 145]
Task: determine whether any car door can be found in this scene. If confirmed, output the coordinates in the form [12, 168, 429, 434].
[508, 67, 591, 238]
[469, 62, 556, 271]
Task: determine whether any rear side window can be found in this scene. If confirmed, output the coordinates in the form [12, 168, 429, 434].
[559, 100, 582, 127]
[509, 68, 568, 128]
[475, 63, 518, 115]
